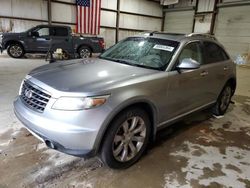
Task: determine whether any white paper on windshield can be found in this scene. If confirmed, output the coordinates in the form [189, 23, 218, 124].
[153, 44, 174, 52]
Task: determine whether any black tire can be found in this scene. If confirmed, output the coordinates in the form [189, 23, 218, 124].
[78, 46, 92, 58]
[7, 43, 25, 58]
[212, 83, 232, 116]
[100, 107, 151, 169]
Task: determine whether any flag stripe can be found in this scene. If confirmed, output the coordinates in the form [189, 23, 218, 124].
[98, 0, 101, 34]
[94, 0, 97, 35]
[80, 7, 82, 34]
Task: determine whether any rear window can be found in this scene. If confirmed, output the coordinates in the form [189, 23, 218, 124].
[53, 27, 68, 36]
[204, 42, 229, 64]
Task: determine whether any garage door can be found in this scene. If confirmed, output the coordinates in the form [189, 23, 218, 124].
[164, 10, 194, 34]
[214, 5, 250, 58]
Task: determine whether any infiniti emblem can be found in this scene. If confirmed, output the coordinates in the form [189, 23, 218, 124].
[24, 89, 33, 99]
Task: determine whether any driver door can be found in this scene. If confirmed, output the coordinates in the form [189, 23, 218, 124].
[26, 26, 51, 52]
[165, 41, 210, 120]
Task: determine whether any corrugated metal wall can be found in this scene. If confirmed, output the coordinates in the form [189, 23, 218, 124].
[164, 10, 194, 33]
[0, 0, 47, 32]
[163, 0, 196, 34]
[163, 0, 250, 59]
[214, 5, 250, 58]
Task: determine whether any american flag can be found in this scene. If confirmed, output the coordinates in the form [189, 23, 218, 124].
[76, 0, 101, 35]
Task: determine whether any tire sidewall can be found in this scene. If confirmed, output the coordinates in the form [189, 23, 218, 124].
[100, 107, 151, 169]
[7, 43, 24, 58]
[213, 84, 232, 115]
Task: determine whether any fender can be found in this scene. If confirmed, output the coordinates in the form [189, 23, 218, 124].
[93, 96, 159, 153]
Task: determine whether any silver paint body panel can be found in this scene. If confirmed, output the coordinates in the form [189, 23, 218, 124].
[13, 35, 236, 156]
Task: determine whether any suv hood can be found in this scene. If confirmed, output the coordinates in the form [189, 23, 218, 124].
[2, 32, 25, 37]
[29, 58, 158, 93]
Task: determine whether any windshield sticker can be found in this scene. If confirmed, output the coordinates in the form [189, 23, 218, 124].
[153, 45, 174, 52]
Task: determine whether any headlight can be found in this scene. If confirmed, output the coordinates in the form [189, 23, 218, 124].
[52, 95, 109, 110]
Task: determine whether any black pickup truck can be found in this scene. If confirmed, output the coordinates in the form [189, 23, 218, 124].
[0, 25, 105, 58]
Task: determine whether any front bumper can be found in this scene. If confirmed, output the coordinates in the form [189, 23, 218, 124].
[13, 96, 109, 157]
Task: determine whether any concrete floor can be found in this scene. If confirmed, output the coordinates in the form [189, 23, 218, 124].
[0, 54, 250, 188]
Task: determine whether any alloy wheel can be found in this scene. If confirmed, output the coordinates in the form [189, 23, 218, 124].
[80, 48, 91, 58]
[9, 45, 23, 58]
[112, 116, 146, 162]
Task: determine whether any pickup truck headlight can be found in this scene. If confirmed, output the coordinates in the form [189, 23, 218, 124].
[52, 95, 109, 110]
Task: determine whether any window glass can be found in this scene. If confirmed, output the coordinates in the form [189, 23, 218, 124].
[204, 42, 229, 64]
[36, 27, 49, 37]
[53, 27, 68, 36]
[178, 42, 203, 64]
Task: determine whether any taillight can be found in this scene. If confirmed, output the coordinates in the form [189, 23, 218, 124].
[99, 39, 105, 49]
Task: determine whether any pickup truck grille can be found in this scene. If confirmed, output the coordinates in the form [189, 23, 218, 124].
[20, 81, 51, 113]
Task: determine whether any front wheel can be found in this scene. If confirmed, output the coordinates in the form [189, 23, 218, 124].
[212, 84, 232, 116]
[100, 107, 151, 169]
[7, 43, 25, 58]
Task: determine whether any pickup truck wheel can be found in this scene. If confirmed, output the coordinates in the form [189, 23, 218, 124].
[100, 107, 151, 169]
[7, 43, 25, 58]
[212, 84, 232, 116]
[78, 46, 92, 58]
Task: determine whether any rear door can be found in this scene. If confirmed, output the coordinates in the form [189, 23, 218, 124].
[165, 41, 211, 120]
[50, 27, 73, 54]
[201, 41, 231, 102]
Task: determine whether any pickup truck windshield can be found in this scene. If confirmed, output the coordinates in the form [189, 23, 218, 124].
[100, 37, 179, 70]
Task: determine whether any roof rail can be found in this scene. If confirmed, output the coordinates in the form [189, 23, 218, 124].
[139, 31, 186, 37]
[186, 33, 217, 40]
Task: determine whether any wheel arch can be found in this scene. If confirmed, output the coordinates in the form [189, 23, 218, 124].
[77, 44, 93, 54]
[95, 99, 158, 154]
[5, 40, 24, 50]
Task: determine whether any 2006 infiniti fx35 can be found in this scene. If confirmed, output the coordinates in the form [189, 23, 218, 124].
[14, 32, 236, 169]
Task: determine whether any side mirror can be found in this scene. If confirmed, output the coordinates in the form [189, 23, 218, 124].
[176, 58, 200, 70]
[31, 31, 39, 37]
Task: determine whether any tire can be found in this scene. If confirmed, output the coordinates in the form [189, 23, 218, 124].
[7, 43, 25, 58]
[212, 83, 232, 116]
[100, 107, 151, 169]
[78, 46, 92, 58]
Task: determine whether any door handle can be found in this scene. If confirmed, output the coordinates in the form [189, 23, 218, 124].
[200, 71, 208, 76]
[224, 67, 229, 71]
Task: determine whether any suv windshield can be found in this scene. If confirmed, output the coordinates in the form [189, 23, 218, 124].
[100, 37, 179, 70]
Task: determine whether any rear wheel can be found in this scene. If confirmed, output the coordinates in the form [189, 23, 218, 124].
[212, 84, 232, 116]
[7, 43, 25, 58]
[78, 46, 92, 58]
[100, 107, 151, 169]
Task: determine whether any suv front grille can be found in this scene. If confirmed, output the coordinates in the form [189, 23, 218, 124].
[20, 81, 51, 113]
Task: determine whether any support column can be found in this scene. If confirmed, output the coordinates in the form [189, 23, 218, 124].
[115, 0, 120, 43]
[48, 0, 52, 25]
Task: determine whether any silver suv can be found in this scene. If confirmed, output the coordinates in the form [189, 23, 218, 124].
[14, 32, 236, 169]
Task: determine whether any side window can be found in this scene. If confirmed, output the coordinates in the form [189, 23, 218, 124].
[53, 27, 68, 37]
[178, 42, 203, 64]
[36, 27, 50, 37]
[203, 42, 229, 64]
